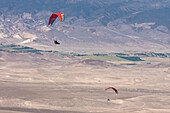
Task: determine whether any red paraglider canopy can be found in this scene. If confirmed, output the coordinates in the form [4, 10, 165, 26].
[105, 87, 118, 94]
[48, 13, 65, 26]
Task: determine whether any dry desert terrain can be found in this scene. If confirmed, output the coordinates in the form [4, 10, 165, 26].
[0, 51, 170, 113]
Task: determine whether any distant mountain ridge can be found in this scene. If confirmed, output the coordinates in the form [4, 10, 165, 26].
[0, 0, 170, 52]
[1, 0, 169, 26]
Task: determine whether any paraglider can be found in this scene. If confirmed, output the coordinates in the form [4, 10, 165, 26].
[105, 87, 118, 101]
[48, 13, 65, 26]
[48, 13, 65, 45]
[105, 87, 118, 94]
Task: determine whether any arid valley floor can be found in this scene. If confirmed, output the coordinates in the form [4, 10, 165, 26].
[0, 49, 170, 113]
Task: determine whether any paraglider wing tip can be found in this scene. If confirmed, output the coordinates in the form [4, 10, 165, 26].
[105, 87, 118, 94]
[113, 88, 118, 94]
[47, 23, 51, 26]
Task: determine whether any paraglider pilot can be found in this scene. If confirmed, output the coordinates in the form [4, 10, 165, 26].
[54, 40, 60, 45]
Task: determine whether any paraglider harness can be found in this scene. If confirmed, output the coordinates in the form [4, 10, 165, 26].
[54, 40, 60, 45]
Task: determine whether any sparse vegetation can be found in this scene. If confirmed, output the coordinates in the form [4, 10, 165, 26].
[75, 54, 88, 56]
[82, 55, 126, 61]
[118, 56, 144, 61]
[121, 63, 136, 65]
[0, 44, 42, 53]
[114, 53, 127, 56]
[93, 54, 108, 56]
